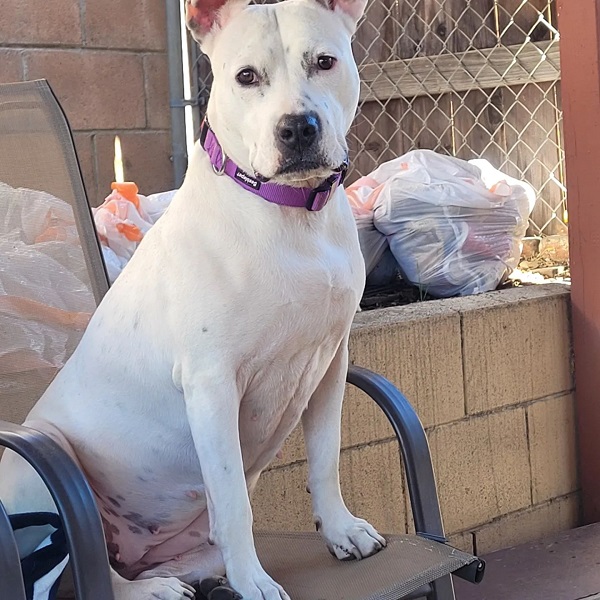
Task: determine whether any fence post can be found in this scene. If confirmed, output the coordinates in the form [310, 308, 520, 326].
[557, 0, 600, 524]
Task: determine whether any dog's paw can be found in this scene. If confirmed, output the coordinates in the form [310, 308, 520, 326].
[318, 513, 387, 561]
[227, 569, 290, 600]
[114, 575, 196, 599]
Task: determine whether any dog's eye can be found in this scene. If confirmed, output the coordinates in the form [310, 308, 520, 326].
[317, 56, 336, 71]
[236, 68, 259, 86]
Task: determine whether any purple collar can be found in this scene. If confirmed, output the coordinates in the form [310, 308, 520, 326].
[199, 120, 347, 211]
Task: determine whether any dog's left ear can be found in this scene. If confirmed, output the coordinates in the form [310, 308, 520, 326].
[185, 0, 251, 47]
[316, 0, 369, 31]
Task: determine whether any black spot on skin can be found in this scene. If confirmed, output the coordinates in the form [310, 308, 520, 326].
[133, 314, 140, 330]
[285, 45, 290, 54]
[189, 530, 202, 538]
[107, 541, 119, 555]
[110, 523, 120, 535]
[128, 525, 143, 534]
[123, 512, 160, 531]
[314, 518, 322, 531]
[116, 495, 126, 501]
[107, 508, 119, 517]
[302, 51, 317, 77]
[107, 497, 121, 508]
[202, 327, 208, 333]
[137, 475, 148, 483]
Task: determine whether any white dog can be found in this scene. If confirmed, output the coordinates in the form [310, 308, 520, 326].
[0, 0, 386, 598]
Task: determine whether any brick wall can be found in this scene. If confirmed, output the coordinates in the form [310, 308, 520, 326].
[252, 284, 580, 556]
[0, 0, 174, 206]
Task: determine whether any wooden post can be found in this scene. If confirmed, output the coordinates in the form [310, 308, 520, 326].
[558, 0, 600, 523]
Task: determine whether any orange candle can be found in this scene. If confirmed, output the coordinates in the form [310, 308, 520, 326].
[112, 135, 140, 208]
[111, 181, 140, 208]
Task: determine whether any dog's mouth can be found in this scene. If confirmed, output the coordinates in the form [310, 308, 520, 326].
[269, 156, 339, 185]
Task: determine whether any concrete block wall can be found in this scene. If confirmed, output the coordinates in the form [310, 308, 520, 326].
[252, 284, 580, 556]
[0, 0, 174, 206]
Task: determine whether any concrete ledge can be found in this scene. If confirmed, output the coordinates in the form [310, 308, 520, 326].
[254, 284, 578, 555]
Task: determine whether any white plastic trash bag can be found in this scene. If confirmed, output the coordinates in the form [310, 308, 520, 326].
[370, 150, 535, 297]
[93, 189, 176, 283]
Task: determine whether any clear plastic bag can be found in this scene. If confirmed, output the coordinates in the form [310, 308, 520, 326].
[370, 150, 535, 297]
[0, 182, 95, 401]
[346, 176, 389, 278]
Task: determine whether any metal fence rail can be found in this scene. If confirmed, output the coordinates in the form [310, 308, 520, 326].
[187, 0, 565, 237]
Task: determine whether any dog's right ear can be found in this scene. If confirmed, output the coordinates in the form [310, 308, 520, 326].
[185, 0, 250, 47]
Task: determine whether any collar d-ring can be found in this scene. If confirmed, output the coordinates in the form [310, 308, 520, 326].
[212, 145, 227, 175]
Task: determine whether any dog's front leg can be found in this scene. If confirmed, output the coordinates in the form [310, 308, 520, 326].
[184, 375, 290, 600]
[302, 338, 387, 560]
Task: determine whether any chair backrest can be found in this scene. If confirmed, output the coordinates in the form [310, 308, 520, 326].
[0, 80, 110, 424]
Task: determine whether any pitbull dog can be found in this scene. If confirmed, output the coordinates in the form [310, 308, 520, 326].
[0, 0, 386, 598]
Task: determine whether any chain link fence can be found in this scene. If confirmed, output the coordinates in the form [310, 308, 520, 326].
[188, 0, 565, 237]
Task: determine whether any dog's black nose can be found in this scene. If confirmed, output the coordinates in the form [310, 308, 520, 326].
[276, 112, 321, 151]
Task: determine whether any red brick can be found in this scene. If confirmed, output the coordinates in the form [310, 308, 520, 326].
[73, 133, 98, 206]
[0, 49, 24, 83]
[0, 0, 81, 46]
[84, 0, 167, 51]
[143, 53, 171, 130]
[26, 50, 145, 130]
[94, 131, 174, 205]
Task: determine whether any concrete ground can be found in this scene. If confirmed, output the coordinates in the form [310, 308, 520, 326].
[454, 523, 600, 600]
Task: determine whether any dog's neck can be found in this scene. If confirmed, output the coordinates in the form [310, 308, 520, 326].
[200, 120, 347, 212]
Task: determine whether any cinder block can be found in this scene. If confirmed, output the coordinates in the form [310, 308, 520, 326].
[528, 393, 578, 503]
[339, 441, 407, 534]
[252, 462, 312, 532]
[0, 0, 81, 46]
[84, 0, 167, 51]
[428, 407, 531, 533]
[447, 531, 474, 554]
[270, 425, 305, 468]
[143, 54, 171, 130]
[349, 301, 465, 435]
[342, 384, 395, 450]
[474, 493, 580, 554]
[73, 133, 97, 205]
[253, 440, 407, 535]
[0, 49, 24, 83]
[93, 131, 174, 205]
[461, 285, 572, 413]
[26, 50, 146, 131]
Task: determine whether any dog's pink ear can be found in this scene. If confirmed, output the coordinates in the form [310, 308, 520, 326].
[318, 0, 368, 29]
[185, 0, 250, 43]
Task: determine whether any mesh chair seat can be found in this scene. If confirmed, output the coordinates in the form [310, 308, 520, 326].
[256, 532, 478, 600]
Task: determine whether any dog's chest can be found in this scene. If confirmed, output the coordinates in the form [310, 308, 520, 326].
[229, 236, 361, 469]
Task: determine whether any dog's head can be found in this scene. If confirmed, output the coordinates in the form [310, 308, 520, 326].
[186, 0, 367, 185]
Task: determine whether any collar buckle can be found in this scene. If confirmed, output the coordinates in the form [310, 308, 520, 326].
[305, 166, 347, 212]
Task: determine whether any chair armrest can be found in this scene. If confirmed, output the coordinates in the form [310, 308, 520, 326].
[0, 420, 114, 600]
[346, 366, 445, 541]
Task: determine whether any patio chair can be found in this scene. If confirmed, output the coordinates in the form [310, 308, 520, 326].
[0, 79, 485, 600]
